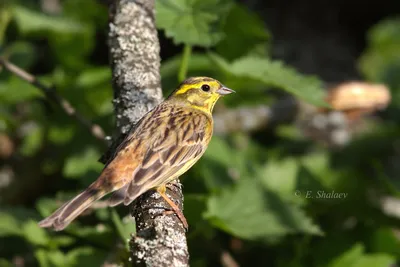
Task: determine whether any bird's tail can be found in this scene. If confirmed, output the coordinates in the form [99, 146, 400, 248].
[38, 186, 106, 231]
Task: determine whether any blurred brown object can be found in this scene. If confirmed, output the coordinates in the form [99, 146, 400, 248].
[299, 81, 391, 147]
[324, 81, 391, 119]
[0, 133, 14, 159]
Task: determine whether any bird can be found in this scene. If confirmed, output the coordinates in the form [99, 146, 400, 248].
[38, 76, 235, 231]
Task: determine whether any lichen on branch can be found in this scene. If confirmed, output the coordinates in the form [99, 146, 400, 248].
[107, 0, 189, 266]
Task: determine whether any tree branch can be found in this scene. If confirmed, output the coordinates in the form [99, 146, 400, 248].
[0, 57, 107, 144]
[107, 0, 188, 266]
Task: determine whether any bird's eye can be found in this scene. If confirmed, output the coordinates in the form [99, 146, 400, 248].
[201, 84, 210, 92]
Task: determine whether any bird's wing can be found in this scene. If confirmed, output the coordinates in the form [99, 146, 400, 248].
[121, 109, 211, 205]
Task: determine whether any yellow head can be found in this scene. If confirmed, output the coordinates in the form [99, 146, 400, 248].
[168, 77, 235, 113]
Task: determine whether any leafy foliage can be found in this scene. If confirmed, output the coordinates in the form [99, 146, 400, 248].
[13, 6, 84, 34]
[327, 244, 395, 267]
[359, 18, 400, 106]
[206, 178, 322, 240]
[156, 0, 232, 47]
[208, 53, 327, 106]
[0, 0, 399, 266]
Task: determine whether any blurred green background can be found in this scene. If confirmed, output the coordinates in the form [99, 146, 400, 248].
[1, 0, 400, 266]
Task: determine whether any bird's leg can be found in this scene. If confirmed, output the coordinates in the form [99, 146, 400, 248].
[156, 185, 188, 230]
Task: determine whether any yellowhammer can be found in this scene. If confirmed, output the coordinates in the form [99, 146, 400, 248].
[38, 76, 234, 231]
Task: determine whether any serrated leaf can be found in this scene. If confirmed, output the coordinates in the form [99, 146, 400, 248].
[216, 4, 269, 60]
[205, 178, 322, 240]
[156, 0, 232, 47]
[13, 5, 84, 34]
[209, 53, 327, 106]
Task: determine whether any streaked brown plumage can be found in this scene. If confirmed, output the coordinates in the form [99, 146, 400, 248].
[38, 77, 234, 231]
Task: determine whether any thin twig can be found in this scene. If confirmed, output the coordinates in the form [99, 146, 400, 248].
[0, 57, 107, 144]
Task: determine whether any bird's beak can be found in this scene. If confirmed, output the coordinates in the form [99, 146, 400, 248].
[216, 86, 235, 95]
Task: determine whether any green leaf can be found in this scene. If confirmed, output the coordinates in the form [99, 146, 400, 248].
[359, 18, 400, 81]
[0, 258, 13, 267]
[49, 27, 94, 70]
[299, 152, 337, 189]
[35, 249, 66, 267]
[13, 6, 84, 34]
[19, 124, 44, 156]
[36, 198, 60, 217]
[65, 224, 113, 248]
[22, 220, 50, 246]
[111, 209, 135, 249]
[259, 157, 299, 196]
[358, 18, 400, 107]
[66, 247, 106, 267]
[156, 0, 232, 47]
[0, 76, 42, 104]
[2, 42, 36, 69]
[200, 137, 240, 191]
[48, 125, 76, 144]
[0, 211, 22, 237]
[352, 255, 395, 267]
[205, 178, 322, 240]
[63, 147, 102, 178]
[75, 67, 111, 88]
[75, 67, 113, 115]
[209, 53, 327, 106]
[327, 243, 395, 267]
[203, 136, 233, 166]
[216, 4, 269, 60]
[184, 194, 207, 224]
[327, 243, 364, 267]
[0, 3, 12, 45]
[369, 228, 400, 258]
[52, 235, 76, 247]
[63, 0, 108, 26]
